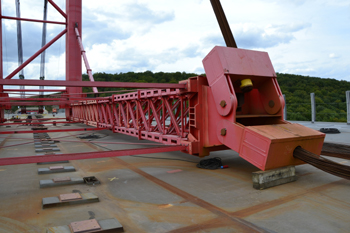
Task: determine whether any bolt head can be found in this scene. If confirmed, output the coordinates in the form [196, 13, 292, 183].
[221, 128, 227, 136]
[220, 100, 227, 108]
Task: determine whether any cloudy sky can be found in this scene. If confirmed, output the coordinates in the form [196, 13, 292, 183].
[1, 0, 350, 88]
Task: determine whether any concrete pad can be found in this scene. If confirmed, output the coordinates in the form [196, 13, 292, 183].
[40, 178, 84, 188]
[42, 193, 99, 209]
[252, 165, 297, 190]
[46, 226, 71, 233]
[38, 166, 76, 174]
[46, 218, 123, 233]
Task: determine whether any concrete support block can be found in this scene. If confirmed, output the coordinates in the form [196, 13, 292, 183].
[46, 218, 123, 233]
[38, 166, 76, 174]
[42, 193, 99, 209]
[40, 178, 84, 188]
[252, 166, 297, 190]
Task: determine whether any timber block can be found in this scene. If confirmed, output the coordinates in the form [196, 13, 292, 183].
[46, 218, 123, 233]
[252, 166, 297, 190]
[38, 166, 76, 174]
[40, 177, 84, 188]
[42, 193, 99, 209]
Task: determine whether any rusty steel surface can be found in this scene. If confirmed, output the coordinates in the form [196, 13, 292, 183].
[0, 123, 349, 232]
[70, 219, 101, 233]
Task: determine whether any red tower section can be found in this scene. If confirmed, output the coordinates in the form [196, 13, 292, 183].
[65, 0, 83, 118]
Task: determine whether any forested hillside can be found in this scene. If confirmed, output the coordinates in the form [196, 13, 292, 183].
[83, 72, 350, 122]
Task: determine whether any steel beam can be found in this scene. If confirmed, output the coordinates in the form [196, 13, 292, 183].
[66, 0, 83, 119]
[210, 0, 237, 48]
[1, 16, 66, 25]
[48, 0, 67, 18]
[0, 145, 186, 166]
[0, 1, 4, 123]
[5, 29, 67, 80]
[0, 121, 78, 126]
[0, 101, 71, 106]
[0, 97, 66, 101]
[3, 89, 65, 92]
[75, 27, 98, 93]
[0, 127, 107, 134]
[0, 79, 186, 89]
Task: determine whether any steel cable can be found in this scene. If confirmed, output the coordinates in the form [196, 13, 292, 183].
[294, 147, 350, 180]
[321, 142, 350, 160]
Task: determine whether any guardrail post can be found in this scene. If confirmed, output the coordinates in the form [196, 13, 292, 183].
[283, 94, 287, 120]
[311, 93, 315, 123]
[346, 91, 350, 125]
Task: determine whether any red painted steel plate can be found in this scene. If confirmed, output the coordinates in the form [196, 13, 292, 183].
[53, 177, 71, 183]
[70, 219, 101, 233]
[49, 166, 64, 170]
[167, 169, 183, 174]
[59, 193, 82, 202]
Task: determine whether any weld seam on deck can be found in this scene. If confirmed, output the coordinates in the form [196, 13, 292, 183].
[112, 157, 269, 233]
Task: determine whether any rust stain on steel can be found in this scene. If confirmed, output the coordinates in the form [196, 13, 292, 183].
[0, 134, 13, 148]
[112, 157, 268, 233]
[0, 216, 37, 233]
[169, 217, 234, 233]
[68, 132, 105, 152]
[102, 194, 221, 230]
[231, 179, 347, 218]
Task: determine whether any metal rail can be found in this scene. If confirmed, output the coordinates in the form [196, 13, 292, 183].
[0, 145, 186, 166]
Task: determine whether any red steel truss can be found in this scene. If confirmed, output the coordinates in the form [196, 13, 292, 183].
[0, 1, 325, 171]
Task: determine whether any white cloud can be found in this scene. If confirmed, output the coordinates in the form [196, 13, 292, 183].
[329, 53, 339, 59]
[1, 0, 350, 84]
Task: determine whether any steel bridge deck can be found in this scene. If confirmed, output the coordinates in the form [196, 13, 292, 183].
[0, 115, 349, 232]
